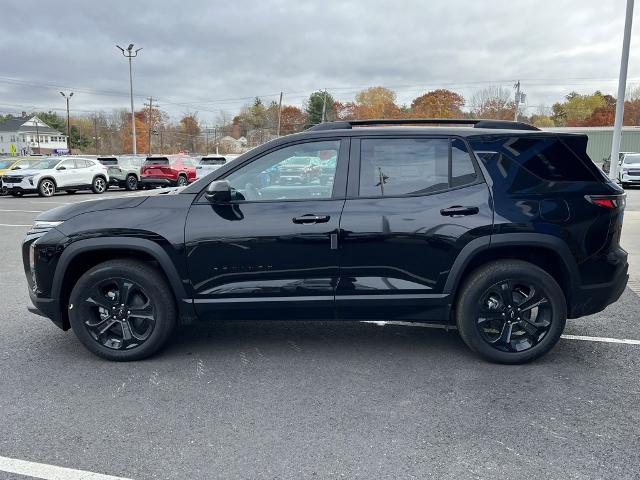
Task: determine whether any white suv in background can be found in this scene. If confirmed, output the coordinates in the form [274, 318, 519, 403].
[1, 156, 109, 197]
[195, 155, 228, 179]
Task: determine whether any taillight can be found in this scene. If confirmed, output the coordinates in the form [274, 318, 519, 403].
[585, 195, 626, 209]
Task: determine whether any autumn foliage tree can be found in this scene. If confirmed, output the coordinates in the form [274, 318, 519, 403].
[470, 86, 516, 120]
[410, 89, 465, 118]
[279, 105, 307, 135]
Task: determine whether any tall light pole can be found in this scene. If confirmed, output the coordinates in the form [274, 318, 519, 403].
[117, 43, 142, 155]
[59, 91, 73, 152]
[610, 0, 634, 182]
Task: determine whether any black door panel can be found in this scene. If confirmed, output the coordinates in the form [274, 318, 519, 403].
[186, 200, 344, 320]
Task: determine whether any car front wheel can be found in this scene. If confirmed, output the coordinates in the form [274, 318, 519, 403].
[38, 179, 56, 197]
[91, 176, 107, 194]
[68, 259, 177, 361]
[455, 260, 566, 364]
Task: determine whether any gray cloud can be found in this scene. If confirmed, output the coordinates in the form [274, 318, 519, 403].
[1, 0, 638, 122]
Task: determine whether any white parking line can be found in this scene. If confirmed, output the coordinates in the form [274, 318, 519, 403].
[0, 455, 133, 480]
[0, 209, 44, 213]
[560, 334, 640, 345]
[363, 321, 640, 345]
[0, 223, 31, 227]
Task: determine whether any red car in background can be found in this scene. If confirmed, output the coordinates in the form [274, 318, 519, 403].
[140, 155, 197, 188]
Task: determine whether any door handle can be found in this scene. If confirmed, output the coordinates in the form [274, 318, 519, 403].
[292, 214, 330, 224]
[440, 205, 479, 217]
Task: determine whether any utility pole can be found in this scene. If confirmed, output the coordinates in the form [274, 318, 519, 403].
[514, 81, 521, 121]
[60, 91, 73, 151]
[144, 97, 157, 155]
[277, 91, 283, 136]
[610, 0, 635, 182]
[93, 114, 99, 155]
[321, 90, 328, 123]
[34, 118, 40, 154]
[116, 43, 142, 155]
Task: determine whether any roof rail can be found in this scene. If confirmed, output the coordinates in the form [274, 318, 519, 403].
[307, 118, 540, 132]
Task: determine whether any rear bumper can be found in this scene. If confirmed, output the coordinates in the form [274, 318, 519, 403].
[141, 177, 174, 186]
[569, 250, 629, 318]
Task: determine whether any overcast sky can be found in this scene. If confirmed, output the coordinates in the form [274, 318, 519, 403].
[2, 0, 639, 123]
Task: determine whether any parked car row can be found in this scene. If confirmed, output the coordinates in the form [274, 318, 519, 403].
[602, 151, 640, 188]
[1, 153, 238, 196]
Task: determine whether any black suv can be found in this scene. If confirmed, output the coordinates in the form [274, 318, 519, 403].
[23, 119, 628, 363]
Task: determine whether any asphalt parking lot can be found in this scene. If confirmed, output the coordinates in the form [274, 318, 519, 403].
[0, 188, 639, 480]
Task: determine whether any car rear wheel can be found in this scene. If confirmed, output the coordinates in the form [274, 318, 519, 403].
[38, 179, 56, 197]
[176, 175, 188, 187]
[125, 174, 138, 191]
[91, 176, 107, 194]
[455, 260, 566, 364]
[68, 259, 177, 361]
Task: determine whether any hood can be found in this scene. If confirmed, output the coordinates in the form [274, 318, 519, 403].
[2, 168, 44, 176]
[36, 195, 150, 222]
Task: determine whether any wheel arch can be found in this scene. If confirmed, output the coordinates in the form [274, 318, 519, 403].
[38, 176, 57, 187]
[445, 233, 579, 312]
[52, 237, 195, 329]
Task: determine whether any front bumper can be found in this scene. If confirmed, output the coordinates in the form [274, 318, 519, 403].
[620, 173, 640, 183]
[3, 177, 37, 192]
[28, 289, 66, 330]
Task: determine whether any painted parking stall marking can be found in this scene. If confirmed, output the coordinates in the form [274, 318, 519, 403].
[0, 455, 133, 480]
[364, 321, 640, 345]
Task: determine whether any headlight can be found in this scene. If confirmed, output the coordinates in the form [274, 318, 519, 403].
[32, 220, 63, 230]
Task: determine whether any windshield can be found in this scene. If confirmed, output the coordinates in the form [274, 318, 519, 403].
[28, 158, 61, 170]
[623, 154, 640, 164]
[0, 160, 14, 169]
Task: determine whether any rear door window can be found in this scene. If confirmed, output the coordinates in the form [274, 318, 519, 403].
[358, 138, 478, 197]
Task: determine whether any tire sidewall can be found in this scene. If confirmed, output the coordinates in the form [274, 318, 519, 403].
[68, 260, 176, 361]
[456, 261, 567, 364]
[176, 175, 187, 186]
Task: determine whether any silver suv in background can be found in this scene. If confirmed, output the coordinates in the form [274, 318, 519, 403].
[97, 156, 145, 190]
[195, 155, 230, 179]
[617, 153, 640, 188]
[1, 156, 109, 197]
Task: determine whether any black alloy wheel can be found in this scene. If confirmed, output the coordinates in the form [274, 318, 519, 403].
[125, 174, 138, 191]
[82, 278, 156, 350]
[476, 279, 552, 352]
[69, 260, 177, 361]
[456, 260, 566, 364]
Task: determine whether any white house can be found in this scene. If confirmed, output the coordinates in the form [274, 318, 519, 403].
[0, 114, 68, 155]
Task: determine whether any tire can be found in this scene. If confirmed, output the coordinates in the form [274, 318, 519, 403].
[68, 259, 177, 361]
[91, 176, 107, 194]
[125, 174, 138, 191]
[38, 178, 56, 197]
[176, 175, 188, 187]
[455, 260, 566, 364]
[65, 190, 77, 194]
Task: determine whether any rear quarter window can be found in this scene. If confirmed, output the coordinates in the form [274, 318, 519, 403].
[470, 135, 598, 184]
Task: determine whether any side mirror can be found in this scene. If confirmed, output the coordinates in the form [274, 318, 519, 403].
[56, 166, 66, 170]
[205, 180, 231, 203]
